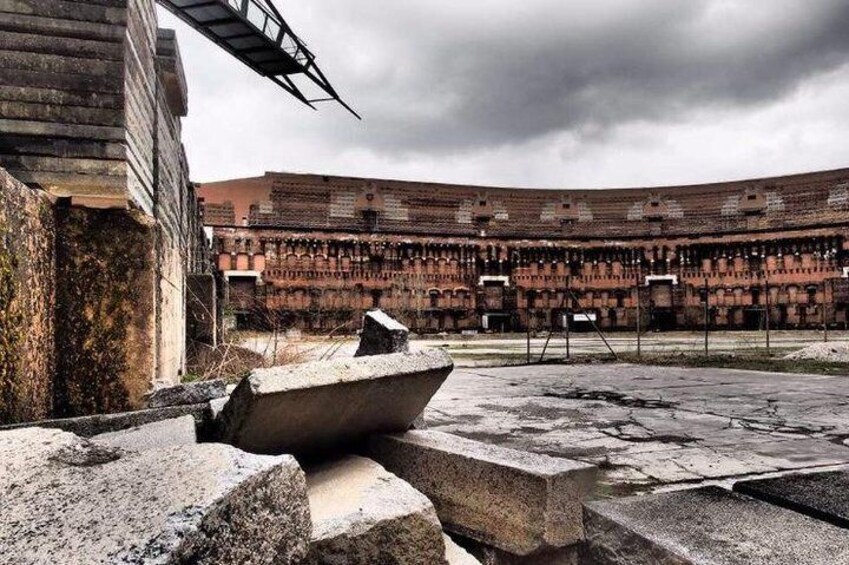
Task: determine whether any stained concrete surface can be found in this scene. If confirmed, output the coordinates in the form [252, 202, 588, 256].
[424, 363, 849, 494]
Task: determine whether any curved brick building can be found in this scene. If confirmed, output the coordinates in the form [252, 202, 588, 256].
[199, 168, 849, 333]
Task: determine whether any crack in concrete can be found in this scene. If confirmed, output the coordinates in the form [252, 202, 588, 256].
[543, 388, 676, 409]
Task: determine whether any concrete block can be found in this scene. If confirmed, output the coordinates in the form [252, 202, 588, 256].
[735, 470, 849, 529]
[146, 379, 227, 408]
[355, 309, 410, 357]
[304, 455, 446, 565]
[444, 535, 482, 565]
[0, 427, 311, 564]
[584, 486, 849, 565]
[368, 430, 596, 556]
[220, 350, 453, 455]
[91, 415, 195, 451]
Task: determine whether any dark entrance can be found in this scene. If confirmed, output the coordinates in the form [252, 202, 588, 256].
[743, 308, 764, 330]
[648, 281, 676, 330]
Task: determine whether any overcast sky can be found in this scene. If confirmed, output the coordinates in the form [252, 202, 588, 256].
[157, 1, 849, 188]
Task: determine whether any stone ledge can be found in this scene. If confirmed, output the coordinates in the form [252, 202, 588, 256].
[0, 402, 211, 438]
[91, 415, 196, 451]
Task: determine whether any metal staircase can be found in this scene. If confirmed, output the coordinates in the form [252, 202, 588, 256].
[157, 0, 359, 118]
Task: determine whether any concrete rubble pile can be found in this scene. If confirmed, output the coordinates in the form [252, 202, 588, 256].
[0, 310, 600, 564]
[7, 309, 849, 563]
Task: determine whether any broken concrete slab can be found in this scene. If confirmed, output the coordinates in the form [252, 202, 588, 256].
[584, 486, 849, 565]
[0, 426, 311, 564]
[444, 534, 482, 565]
[146, 379, 227, 408]
[735, 470, 849, 529]
[91, 415, 196, 451]
[355, 309, 410, 357]
[220, 350, 454, 455]
[304, 455, 446, 565]
[368, 430, 596, 556]
[0, 402, 210, 437]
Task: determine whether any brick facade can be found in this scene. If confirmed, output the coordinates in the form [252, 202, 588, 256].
[199, 169, 849, 333]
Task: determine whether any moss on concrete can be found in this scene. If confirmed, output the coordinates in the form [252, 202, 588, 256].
[54, 206, 157, 417]
[0, 168, 56, 424]
[0, 233, 25, 420]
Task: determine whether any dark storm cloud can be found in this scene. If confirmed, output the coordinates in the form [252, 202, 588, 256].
[158, 0, 849, 186]
[290, 0, 849, 153]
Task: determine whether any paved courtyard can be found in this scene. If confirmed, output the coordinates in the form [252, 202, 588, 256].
[425, 364, 849, 496]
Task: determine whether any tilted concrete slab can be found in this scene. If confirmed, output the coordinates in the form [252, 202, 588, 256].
[146, 379, 227, 409]
[220, 350, 454, 455]
[368, 430, 596, 556]
[91, 415, 196, 451]
[304, 455, 446, 565]
[584, 486, 849, 565]
[355, 309, 410, 357]
[0, 427, 311, 564]
[735, 470, 849, 529]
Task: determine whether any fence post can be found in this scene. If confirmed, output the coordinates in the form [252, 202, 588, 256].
[565, 275, 571, 360]
[823, 280, 829, 343]
[704, 277, 709, 357]
[636, 265, 642, 358]
[764, 274, 771, 356]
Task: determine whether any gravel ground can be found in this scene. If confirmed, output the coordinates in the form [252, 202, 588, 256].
[784, 341, 849, 363]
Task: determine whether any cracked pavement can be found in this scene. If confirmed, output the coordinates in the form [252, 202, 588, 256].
[425, 363, 849, 496]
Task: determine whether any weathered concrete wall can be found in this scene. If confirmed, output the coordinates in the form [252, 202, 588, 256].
[0, 168, 56, 424]
[0, 0, 210, 420]
[54, 205, 157, 417]
[153, 33, 191, 384]
[0, 0, 138, 208]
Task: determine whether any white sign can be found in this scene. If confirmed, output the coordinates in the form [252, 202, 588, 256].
[644, 275, 679, 286]
[573, 313, 597, 322]
[478, 275, 511, 287]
